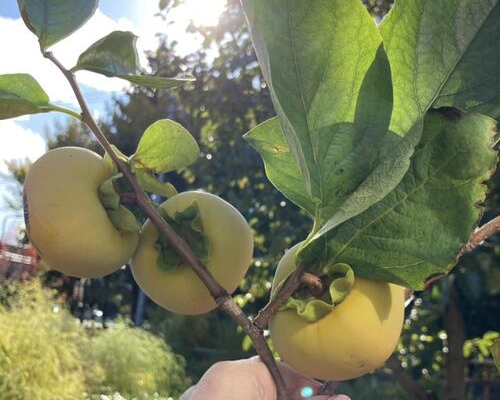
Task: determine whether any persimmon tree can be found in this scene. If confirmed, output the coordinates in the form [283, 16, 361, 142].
[2, 0, 500, 399]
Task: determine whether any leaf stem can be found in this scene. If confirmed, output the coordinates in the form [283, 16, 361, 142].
[43, 104, 82, 120]
[42, 50, 291, 400]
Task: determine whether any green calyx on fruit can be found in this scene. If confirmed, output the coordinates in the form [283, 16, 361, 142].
[131, 190, 254, 315]
[98, 173, 141, 234]
[23, 146, 139, 278]
[276, 261, 355, 322]
[155, 201, 211, 271]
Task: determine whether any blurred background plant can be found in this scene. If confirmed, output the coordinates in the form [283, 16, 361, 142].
[0, 280, 190, 399]
[0, 0, 498, 399]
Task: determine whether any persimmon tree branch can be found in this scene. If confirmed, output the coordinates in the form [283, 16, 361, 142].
[254, 262, 305, 330]
[459, 215, 500, 256]
[42, 50, 290, 400]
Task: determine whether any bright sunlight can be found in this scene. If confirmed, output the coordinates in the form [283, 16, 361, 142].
[178, 0, 227, 27]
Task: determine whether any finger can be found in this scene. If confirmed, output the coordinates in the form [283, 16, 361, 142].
[275, 361, 323, 400]
[264, 359, 350, 400]
[179, 386, 195, 400]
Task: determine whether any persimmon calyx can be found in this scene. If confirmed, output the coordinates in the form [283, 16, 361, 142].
[155, 200, 211, 271]
[279, 262, 355, 322]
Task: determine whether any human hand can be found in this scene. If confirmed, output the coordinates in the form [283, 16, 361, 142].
[179, 357, 351, 400]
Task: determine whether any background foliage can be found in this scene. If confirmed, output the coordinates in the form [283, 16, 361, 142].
[0, 280, 190, 399]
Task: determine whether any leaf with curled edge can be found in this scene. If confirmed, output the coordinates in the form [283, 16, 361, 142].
[299, 110, 498, 289]
[381, 0, 500, 135]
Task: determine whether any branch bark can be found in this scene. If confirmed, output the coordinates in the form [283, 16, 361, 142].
[43, 51, 291, 400]
[459, 215, 500, 256]
[253, 263, 305, 330]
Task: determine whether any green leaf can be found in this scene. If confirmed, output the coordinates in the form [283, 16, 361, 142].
[244, 117, 314, 216]
[98, 173, 140, 234]
[98, 176, 121, 210]
[299, 110, 497, 289]
[246, 117, 422, 236]
[243, 0, 417, 231]
[72, 31, 194, 89]
[121, 75, 194, 90]
[132, 163, 178, 198]
[17, 0, 98, 49]
[0, 74, 50, 119]
[491, 339, 500, 372]
[132, 119, 200, 174]
[102, 145, 129, 175]
[107, 206, 141, 233]
[380, 0, 500, 135]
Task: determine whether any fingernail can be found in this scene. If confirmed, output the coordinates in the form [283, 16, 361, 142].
[329, 395, 351, 400]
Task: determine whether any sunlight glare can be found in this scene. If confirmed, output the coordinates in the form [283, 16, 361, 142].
[182, 0, 227, 27]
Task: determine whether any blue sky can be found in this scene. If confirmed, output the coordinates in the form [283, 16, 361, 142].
[0, 0, 227, 242]
[1, 0, 143, 21]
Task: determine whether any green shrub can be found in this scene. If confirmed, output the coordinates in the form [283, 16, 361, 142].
[0, 280, 189, 399]
[85, 322, 191, 399]
[0, 280, 91, 400]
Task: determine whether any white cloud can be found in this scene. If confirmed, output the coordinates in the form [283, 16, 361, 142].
[0, 120, 46, 175]
[0, 2, 218, 109]
[0, 9, 165, 107]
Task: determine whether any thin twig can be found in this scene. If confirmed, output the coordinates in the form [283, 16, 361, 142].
[254, 263, 305, 330]
[459, 215, 500, 256]
[43, 50, 291, 400]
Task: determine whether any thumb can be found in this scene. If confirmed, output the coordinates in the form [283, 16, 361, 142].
[259, 358, 350, 400]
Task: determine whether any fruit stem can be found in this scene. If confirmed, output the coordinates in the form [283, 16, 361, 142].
[300, 272, 326, 297]
[43, 50, 292, 400]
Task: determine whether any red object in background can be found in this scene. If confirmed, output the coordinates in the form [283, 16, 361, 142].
[0, 242, 38, 280]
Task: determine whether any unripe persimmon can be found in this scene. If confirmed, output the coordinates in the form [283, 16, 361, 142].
[23, 147, 139, 277]
[131, 191, 253, 315]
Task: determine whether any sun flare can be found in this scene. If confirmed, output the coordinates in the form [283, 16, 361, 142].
[181, 0, 227, 27]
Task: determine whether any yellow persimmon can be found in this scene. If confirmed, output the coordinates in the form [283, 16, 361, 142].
[270, 243, 405, 381]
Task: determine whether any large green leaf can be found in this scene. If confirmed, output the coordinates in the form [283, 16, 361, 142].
[299, 110, 497, 289]
[0, 73, 55, 119]
[244, 117, 314, 216]
[380, 0, 500, 136]
[17, 0, 98, 49]
[132, 119, 200, 174]
[72, 31, 194, 89]
[242, 0, 419, 231]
